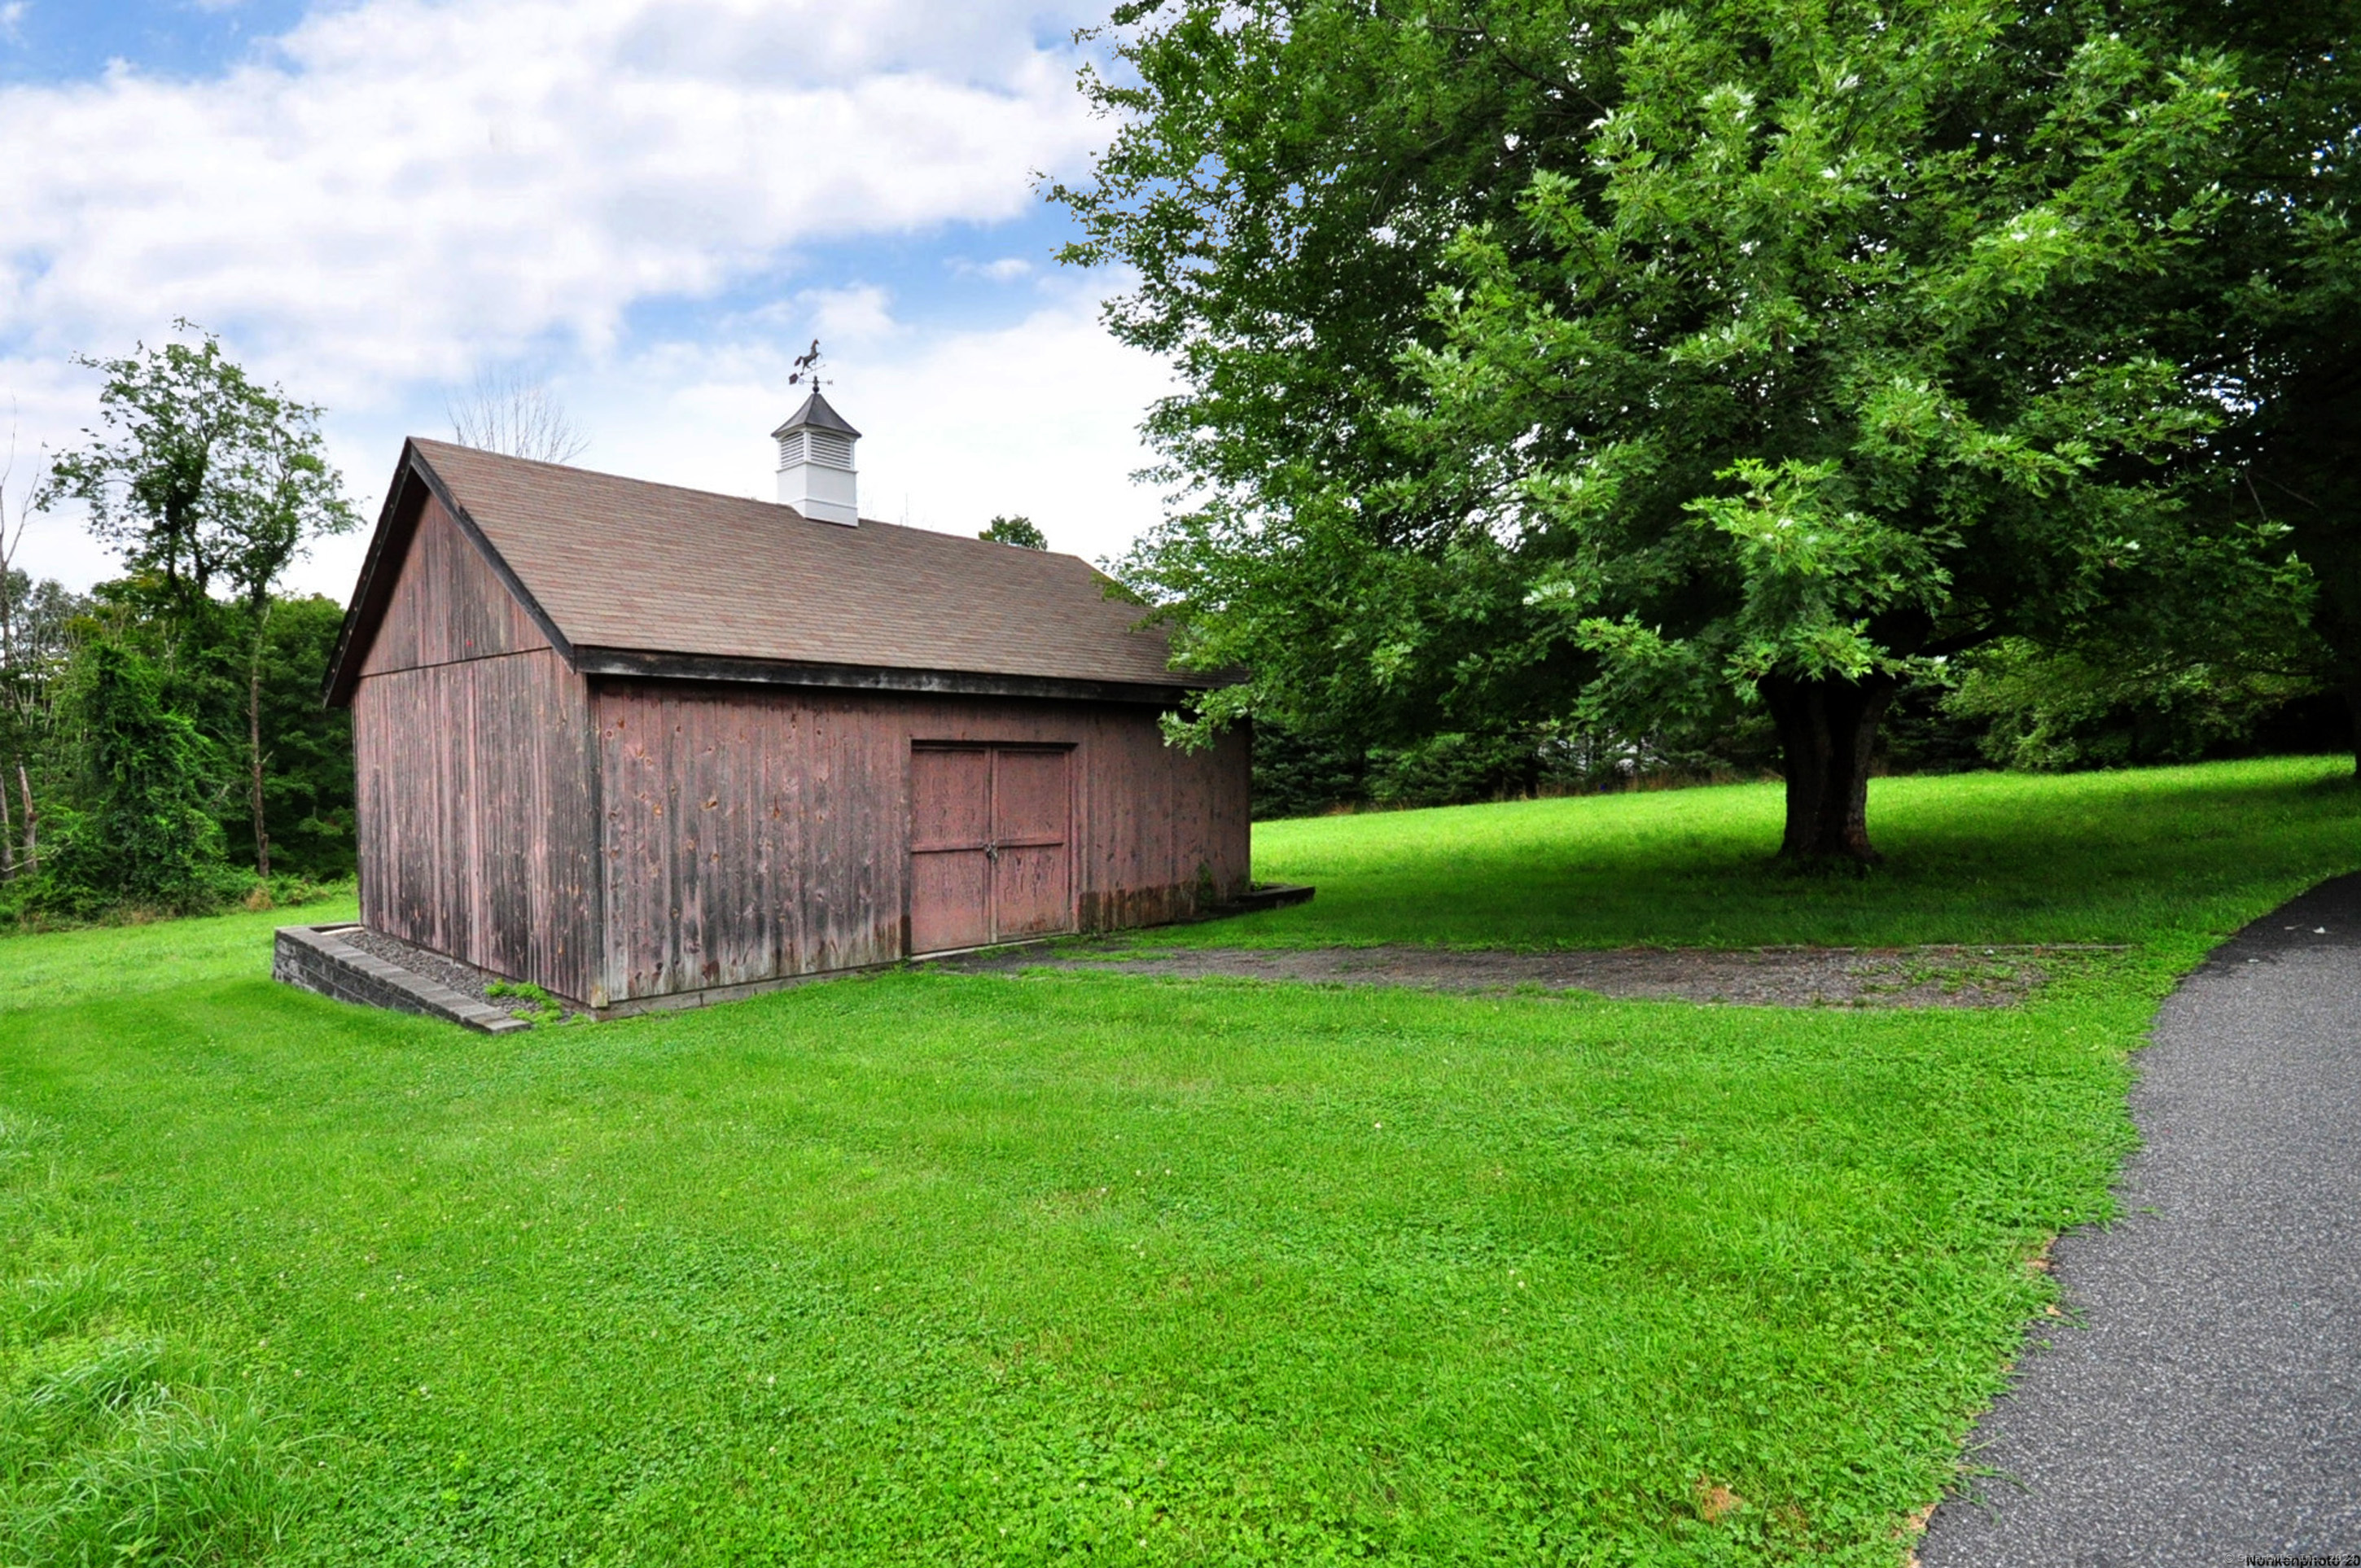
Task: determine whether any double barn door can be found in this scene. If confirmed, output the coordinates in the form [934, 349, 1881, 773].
[908, 744, 1075, 955]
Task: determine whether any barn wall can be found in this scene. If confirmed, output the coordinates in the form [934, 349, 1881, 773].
[594, 682, 1249, 1003]
[357, 496, 547, 677]
[352, 493, 601, 1002]
[355, 650, 601, 1001]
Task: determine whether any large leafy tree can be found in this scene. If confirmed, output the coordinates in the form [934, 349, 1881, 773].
[2144, 0, 2361, 771]
[40, 324, 357, 875]
[1065, 0, 2297, 858]
[1057, 2, 1579, 775]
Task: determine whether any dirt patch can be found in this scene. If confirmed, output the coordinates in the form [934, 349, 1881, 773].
[1694, 1478, 1746, 1523]
[943, 941, 2120, 1008]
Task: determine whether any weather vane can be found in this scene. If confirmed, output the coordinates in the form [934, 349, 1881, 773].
[788, 339, 829, 397]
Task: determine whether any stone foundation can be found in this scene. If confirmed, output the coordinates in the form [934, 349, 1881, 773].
[273, 924, 531, 1034]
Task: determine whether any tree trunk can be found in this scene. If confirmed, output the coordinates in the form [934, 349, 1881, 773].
[2346, 679, 2361, 781]
[247, 614, 272, 881]
[15, 760, 34, 877]
[0, 756, 12, 881]
[1759, 672, 1896, 864]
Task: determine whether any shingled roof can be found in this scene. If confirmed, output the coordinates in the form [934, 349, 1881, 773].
[769, 389, 861, 440]
[326, 438, 1207, 707]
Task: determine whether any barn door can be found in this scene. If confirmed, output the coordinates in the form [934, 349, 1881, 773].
[988, 748, 1075, 939]
[909, 747, 995, 955]
[908, 744, 1074, 955]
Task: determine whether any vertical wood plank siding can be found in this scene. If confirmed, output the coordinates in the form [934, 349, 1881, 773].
[348, 493, 1248, 1009]
[352, 495, 600, 1002]
[357, 497, 546, 677]
[594, 682, 1249, 1003]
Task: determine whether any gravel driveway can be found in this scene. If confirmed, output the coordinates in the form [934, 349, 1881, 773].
[942, 940, 2113, 1008]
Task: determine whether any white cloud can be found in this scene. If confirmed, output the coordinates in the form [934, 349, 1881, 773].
[786, 283, 905, 350]
[0, 4, 26, 45]
[578, 279, 1177, 561]
[0, 0, 1097, 395]
[950, 256, 1036, 283]
[0, 0, 1177, 599]
[0, 358, 125, 593]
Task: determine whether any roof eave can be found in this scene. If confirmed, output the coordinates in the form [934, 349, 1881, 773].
[572, 646, 1229, 708]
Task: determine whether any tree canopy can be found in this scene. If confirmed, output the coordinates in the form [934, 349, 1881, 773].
[2151, 0, 2361, 760]
[42, 322, 356, 624]
[1061, 0, 2345, 855]
[980, 515, 1049, 550]
[15, 326, 360, 903]
[448, 370, 590, 465]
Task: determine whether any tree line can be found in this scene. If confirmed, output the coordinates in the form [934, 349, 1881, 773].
[1058, 0, 2357, 856]
[0, 334, 1080, 927]
[0, 326, 358, 922]
[11, 0, 2353, 913]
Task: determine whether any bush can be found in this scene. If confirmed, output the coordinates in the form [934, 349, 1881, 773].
[28, 639, 240, 919]
[1947, 639, 2322, 772]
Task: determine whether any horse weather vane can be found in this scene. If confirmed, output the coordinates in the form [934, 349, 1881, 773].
[789, 339, 829, 396]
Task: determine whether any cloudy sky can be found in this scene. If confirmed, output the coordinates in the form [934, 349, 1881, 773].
[0, 0, 1176, 600]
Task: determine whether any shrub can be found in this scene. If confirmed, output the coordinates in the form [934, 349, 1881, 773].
[1947, 639, 2319, 772]
[27, 639, 239, 919]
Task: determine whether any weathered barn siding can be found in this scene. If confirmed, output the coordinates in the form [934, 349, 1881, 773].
[351, 496, 600, 1003]
[357, 497, 546, 677]
[593, 681, 1249, 1004]
[330, 443, 1258, 1018]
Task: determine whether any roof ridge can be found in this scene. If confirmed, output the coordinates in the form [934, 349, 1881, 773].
[333, 438, 1197, 699]
[408, 436, 1085, 559]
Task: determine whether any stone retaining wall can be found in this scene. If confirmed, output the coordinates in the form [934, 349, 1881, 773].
[273, 924, 530, 1034]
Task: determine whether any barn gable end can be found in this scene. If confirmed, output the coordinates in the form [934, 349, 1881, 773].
[357, 493, 551, 678]
[345, 477, 602, 1005]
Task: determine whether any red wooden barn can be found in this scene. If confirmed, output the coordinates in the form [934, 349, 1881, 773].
[323, 395, 1249, 1014]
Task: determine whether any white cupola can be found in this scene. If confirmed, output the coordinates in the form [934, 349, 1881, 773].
[771, 391, 861, 525]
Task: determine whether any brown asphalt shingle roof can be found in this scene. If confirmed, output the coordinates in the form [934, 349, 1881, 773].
[405, 438, 1198, 691]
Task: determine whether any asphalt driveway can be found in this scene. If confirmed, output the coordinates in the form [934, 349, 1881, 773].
[1918, 874, 2361, 1566]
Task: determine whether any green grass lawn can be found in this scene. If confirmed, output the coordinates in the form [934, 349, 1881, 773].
[1171, 755, 2361, 949]
[1, 758, 2354, 1566]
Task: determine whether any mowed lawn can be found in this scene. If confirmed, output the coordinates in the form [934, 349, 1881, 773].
[0, 759, 2354, 1566]
[1167, 756, 2361, 949]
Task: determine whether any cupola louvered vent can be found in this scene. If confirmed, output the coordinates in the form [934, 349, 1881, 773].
[770, 390, 862, 525]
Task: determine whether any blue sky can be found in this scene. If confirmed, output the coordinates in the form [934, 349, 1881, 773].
[0, 0, 316, 82]
[0, 0, 1172, 598]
